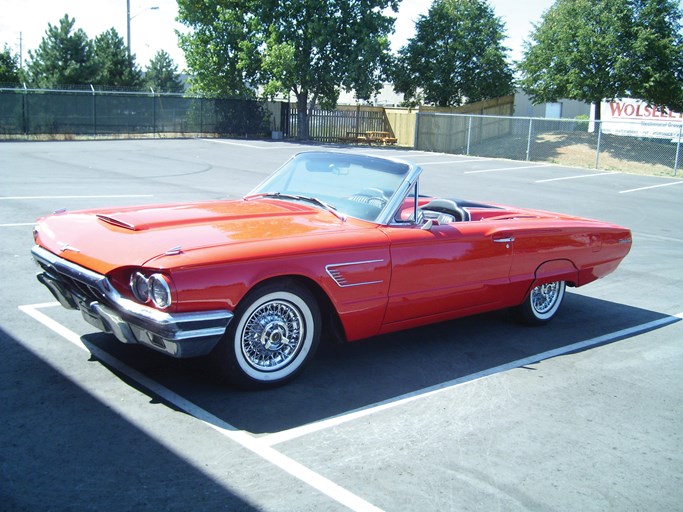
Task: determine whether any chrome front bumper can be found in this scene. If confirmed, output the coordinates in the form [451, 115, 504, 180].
[32, 246, 233, 358]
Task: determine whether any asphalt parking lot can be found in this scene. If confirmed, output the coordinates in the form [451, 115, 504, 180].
[1, 138, 682, 511]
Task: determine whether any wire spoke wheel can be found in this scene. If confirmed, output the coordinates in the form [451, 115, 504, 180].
[213, 281, 321, 389]
[514, 281, 566, 325]
[530, 282, 563, 315]
[241, 299, 305, 372]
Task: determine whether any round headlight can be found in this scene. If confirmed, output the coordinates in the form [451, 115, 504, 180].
[130, 272, 150, 303]
[149, 274, 172, 309]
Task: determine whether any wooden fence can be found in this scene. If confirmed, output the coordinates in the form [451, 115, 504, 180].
[288, 95, 515, 149]
[289, 104, 391, 142]
[414, 96, 515, 153]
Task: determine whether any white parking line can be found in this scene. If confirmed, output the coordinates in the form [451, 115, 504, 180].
[22, 302, 683, 453]
[619, 181, 683, 194]
[18, 302, 384, 512]
[0, 195, 153, 200]
[536, 172, 618, 183]
[419, 158, 492, 166]
[464, 164, 554, 174]
[202, 139, 295, 149]
[261, 312, 682, 446]
[0, 223, 34, 227]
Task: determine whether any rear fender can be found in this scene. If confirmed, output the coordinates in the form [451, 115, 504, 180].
[527, 259, 579, 296]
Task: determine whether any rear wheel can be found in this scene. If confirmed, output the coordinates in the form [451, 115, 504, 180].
[213, 281, 321, 389]
[514, 281, 566, 326]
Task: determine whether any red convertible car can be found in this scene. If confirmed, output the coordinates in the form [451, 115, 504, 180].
[32, 152, 631, 388]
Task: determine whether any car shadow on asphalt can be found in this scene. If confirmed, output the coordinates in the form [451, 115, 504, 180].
[80, 292, 678, 434]
[0, 326, 261, 511]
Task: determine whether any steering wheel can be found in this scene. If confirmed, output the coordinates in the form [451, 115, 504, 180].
[349, 188, 388, 209]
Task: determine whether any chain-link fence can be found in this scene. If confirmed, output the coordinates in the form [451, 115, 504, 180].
[3, 86, 680, 177]
[415, 113, 682, 176]
[0, 86, 288, 139]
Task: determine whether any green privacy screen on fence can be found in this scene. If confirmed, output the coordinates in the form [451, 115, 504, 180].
[0, 87, 285, 138]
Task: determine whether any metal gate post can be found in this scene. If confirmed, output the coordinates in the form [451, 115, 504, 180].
[199, 97, 203, 134]
[526, 119, 533, 161]
[466, 116, 472, 155]
[414, 110, 421, 150]
[90, 84, 96, 137]
[151, 87, 156, 137]
[674, 123, 682, 177]
[595, 121, 603, 169]
[22, 83, 28, 136]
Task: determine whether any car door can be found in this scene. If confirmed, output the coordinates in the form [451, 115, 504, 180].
[379, 220, 514, 325]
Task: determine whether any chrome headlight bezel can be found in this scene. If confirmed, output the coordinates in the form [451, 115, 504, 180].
[149, 274, 172, 309]
[130, 272, 150, 303]
[129, 271, 172, 310]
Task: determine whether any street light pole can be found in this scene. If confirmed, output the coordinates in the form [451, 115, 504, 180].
[126, 0, 131, 58]
[127, 2, 159, 59]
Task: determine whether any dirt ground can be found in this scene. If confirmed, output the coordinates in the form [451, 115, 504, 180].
[469, 131, 681, 178]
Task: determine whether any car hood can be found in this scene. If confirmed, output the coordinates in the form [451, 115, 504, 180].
[35, 199, 369, 274]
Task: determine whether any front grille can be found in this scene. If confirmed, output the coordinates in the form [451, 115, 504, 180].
[33, 247, 110, 305]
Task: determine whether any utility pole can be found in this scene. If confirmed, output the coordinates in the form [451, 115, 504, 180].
[127, 2, 159, 59]
[126, 0, 131, 58]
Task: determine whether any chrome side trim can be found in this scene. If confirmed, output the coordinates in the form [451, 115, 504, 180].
[325, 259, 385, 288]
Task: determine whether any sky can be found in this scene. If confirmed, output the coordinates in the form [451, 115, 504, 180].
[1, 0, 559, 72]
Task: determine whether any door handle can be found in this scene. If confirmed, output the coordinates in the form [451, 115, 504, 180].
[493, 237, 515, 243]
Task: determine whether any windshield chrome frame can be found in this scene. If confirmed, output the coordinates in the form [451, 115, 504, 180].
[375, 162, 423, 226]
[247, 151, 423, 226]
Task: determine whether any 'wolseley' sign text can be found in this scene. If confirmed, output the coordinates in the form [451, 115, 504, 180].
[600, 99, 683, 141]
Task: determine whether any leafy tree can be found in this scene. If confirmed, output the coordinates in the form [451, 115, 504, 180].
[177, 0, 399, 139]
[25, 14, 98, 87]
[144, 50, 184, 93]
[93, 28, 142, 87]
[629, 0, 683, 111]
[393, 0, 514, 107]
[518, 0, 683, 120]
[177, 2, 255, 98]
[0, 45, 20, 83]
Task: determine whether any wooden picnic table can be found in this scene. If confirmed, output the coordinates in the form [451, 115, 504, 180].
[341, 130, 398, 145]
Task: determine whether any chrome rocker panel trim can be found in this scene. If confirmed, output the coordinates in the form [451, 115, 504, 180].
[32, 245, 233, 358]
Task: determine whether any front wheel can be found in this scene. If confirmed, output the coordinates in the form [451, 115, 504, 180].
[514, 281, 566, 326]
[212, 281, 321, 389]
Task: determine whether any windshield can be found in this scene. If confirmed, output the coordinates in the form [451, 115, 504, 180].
[248, 152, 416, 223]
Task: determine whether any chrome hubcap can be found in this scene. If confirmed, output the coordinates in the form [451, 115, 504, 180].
[242, 300, 303, 371]
[531, 282, 561, 314]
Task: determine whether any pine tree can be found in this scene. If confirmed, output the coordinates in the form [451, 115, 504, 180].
[144, 50, 183, 93]
[26, 14, 97, 87]
[93, 28, 142, 87]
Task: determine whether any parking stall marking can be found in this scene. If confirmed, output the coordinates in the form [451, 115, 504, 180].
[20, 301, 683, 456]
[464, 163, 555, 174]
[0, 223, 35, 227]
[18, 302, 384, 512]
[536, 172, 619, 183]
[1, 194, 155, 229]
[202, 139, 297, 150]
[0, 194, 154, 200]
[418, 158, 494, 166]
[260, 312, 683, 447]
[619, 180, 683, 194]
